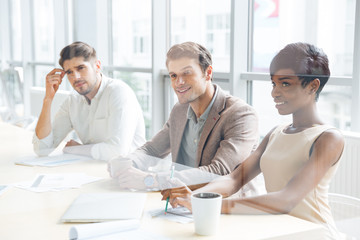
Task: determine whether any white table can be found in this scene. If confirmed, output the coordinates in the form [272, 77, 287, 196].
[0, 122, 326, 239]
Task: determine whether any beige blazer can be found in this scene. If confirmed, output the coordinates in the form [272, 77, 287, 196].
[137, 85, 259, 176]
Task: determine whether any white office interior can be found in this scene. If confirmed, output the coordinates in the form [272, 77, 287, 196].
[0, 0, 360, 238]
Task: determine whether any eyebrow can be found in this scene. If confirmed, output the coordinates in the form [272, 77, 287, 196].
[278, 76, 293, 81]
[64, 64, 86, 73]
[168, 66, 193, 75]
[272, 75, 296, 81]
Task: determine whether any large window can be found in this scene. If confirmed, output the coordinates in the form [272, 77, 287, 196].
[33, 0, 55, 87]
[170, 0, 231, 72]
[253, 0, 355, 75]
[112, 0, 151, 67]
[111, 0, 152, 138]
[33, 0, 55, 62]
[252, 0, 355, 135]
[10, 0, 22, 62]
[112, 71, 152, 137]
[1, 0, 360, 137]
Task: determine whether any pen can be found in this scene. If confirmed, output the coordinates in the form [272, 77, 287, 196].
[165, 165, 175, 214]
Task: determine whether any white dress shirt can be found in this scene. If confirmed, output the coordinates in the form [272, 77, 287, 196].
[33, 76, 146, 161]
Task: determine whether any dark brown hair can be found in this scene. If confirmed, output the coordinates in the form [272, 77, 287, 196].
[270, 42, 330, 101]
[59, 41, 97, 68]
[166, 42, 212, 75]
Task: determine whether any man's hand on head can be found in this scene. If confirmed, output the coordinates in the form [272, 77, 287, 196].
[45, 68, 65, 100]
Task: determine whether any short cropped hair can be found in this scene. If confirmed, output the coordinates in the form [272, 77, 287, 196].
[59, 41, 97, 68]
[270, 42, 330, 101]
[166, 42, 212, 75]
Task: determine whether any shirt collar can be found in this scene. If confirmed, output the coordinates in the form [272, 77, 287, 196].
[187, 84, 219, 123]
[83, 74, 107, 104]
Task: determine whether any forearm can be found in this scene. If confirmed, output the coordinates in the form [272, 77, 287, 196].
[63, 144, 93, 157]
[35, 98, 53, 139]
[193, 175, 239, 198]
[222, 190, 294, 215]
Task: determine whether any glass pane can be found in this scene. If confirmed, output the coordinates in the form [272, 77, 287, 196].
[112, 71, 152, 139]
[171, 0, 231, 72]
[112, 0, 152, 68]
[252, 0, 355, 76]
[252, 80, 351, 137]
[10, 0, 22, 61]
[33, 0, 55, 62]
[317, 85, 351, 131]
[34, 65, 52, 87]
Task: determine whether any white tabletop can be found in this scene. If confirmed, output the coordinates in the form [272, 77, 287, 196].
[0, 122, 326, 240]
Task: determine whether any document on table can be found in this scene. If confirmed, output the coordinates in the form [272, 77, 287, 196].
[0, 185, 9, 196]
[15, 153, 93, 167]
[149, 206, 193, 224]
[61, 192, 147, 223]
[69, 219, 170, 240]
[14, 173, 103, 192]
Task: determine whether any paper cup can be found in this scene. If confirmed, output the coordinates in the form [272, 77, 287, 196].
[191, 192, 222, 235]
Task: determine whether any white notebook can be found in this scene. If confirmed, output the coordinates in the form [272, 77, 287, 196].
[61, 192, 147, 223]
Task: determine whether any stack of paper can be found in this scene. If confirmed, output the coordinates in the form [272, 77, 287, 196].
[69, 219, 170, 240]
[61, 192, 147, 223]
[0, 185, 9, 196]
[15, 154, 93, 167]
[14, 173, 103, 192]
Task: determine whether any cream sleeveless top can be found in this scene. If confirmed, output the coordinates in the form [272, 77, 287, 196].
[259, 124, 342, 239]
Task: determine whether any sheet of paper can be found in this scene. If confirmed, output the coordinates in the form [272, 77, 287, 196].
[88, 229, 171, 240]
[14, 173, 103, 192]
[15, 154, 93, 167]
[69, 219, 170, 240]
[149, 206, 193, 224]
[61, 192, 147, 223]
[69, 219, 139, 239]
[0, 185, 9, 196]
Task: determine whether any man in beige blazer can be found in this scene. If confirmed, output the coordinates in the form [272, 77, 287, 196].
[108, 42, 263, 196]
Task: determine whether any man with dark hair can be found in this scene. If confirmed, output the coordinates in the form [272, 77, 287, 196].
[108, 42, 263, 195]
[33, 41, 146, 161]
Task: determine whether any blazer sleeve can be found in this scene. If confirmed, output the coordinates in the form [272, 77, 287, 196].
[198, 102, 259, 175]
[132, 120, 172, 170]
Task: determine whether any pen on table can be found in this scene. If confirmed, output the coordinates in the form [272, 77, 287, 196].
[165, 165, 175, 215]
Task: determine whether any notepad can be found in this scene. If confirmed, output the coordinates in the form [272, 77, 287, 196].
[149, 206, 193, 224]
[61, 192, 147, 223]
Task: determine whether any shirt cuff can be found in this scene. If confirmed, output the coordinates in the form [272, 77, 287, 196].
[33, 131, 54, 148]
[156, 171, 172, 190]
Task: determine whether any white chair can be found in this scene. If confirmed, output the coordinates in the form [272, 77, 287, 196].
[328, 193, 360, 239]
[0, 68, 29, 125]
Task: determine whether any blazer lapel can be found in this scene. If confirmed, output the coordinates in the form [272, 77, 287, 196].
[196, 85, 226, 166]
[171, 104, 189, 163]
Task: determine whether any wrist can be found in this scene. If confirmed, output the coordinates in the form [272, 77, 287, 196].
[143, 173, 159, 190]
[43, 97, 53, 105]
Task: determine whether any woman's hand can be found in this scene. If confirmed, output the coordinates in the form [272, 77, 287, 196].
[161, 185, 193, 211]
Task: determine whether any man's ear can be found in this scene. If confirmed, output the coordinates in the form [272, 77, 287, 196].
[206, 65, 213, 81]
[95, 59, 101, 73]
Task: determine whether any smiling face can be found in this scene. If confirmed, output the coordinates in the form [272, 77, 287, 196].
[168, 57, 211, 105]
[63, 57, 100, 98]
[271, 68, 317, 116]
